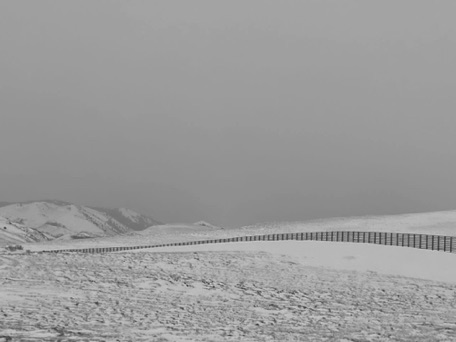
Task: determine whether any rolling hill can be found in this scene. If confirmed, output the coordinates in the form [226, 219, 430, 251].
[242, 210, 456, 236]
[0, 200, 160, 245]
[0, 215, 51, 246]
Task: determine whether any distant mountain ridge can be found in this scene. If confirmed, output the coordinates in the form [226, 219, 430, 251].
[90, 206, 161, 231]
[194, 221, 222, 230]
[0, 200, 161, 246]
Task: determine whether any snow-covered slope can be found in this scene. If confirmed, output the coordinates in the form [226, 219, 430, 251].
[194, 221, 222, 230]
[0, 200, 160, 242]
[91, 206, 161, 231]
[139, 222, 223, 236]
[0, 215, 51, 246]
[242, 210, 456, 236]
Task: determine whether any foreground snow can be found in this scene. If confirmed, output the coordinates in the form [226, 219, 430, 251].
[1, 250, 456, 341]
[3, 211, 456, 340]
[147, 241, 456, 284]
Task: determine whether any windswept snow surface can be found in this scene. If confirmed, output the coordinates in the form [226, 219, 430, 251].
[1, 250, 456, 341]
[3, 211, 456, 340]
[148, 241, 456, 284]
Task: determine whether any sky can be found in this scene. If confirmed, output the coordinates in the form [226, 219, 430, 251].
[1, 1, 456, 227]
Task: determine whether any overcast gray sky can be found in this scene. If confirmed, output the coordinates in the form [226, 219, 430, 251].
[1, 1, 456, 227]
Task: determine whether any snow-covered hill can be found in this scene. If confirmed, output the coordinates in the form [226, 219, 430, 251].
[0, 215, 51, 246]
[0, 200, 160, 244]
[242, 210, 456, 236]
[139, 222, 223, 236]
[194, 221, 222, 230]
[91, 206, 161, 231]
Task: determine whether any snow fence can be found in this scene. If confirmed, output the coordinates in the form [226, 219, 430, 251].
[43, 231, 456, 254]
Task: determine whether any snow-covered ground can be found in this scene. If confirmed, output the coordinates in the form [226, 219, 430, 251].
[2, 211, 456, 341]
[1, 248, 455, 341]
[148, 241, 456, 284]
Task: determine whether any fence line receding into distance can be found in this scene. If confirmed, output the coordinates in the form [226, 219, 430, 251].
[43, 231, 456, 255]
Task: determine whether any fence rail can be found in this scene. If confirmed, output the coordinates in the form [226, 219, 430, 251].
[42, 231, 456, 255]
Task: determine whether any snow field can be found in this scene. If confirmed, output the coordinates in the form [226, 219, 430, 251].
[1, 251, 456, 341]
[3, 212, 456, 341]
[145, 241, 456, 284]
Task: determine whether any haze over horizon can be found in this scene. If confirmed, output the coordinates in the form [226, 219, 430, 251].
[1, 1, 456, 227]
